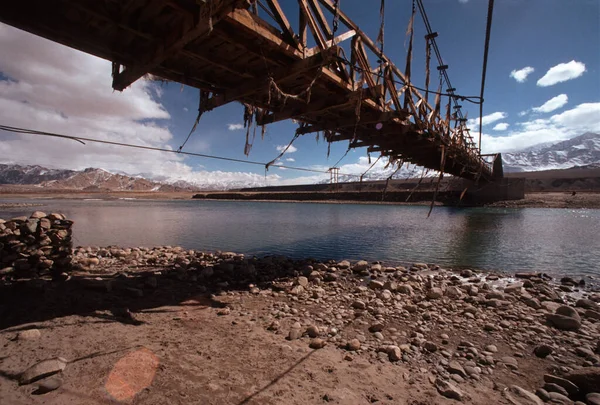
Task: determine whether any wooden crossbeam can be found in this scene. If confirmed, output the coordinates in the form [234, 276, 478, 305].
[257, 96, 355, 125]
[265, 0, 299, 48]
[305, 30, 356, 57]
[295, 110, 409, 135]
[112, 0, 243, 91]
[203, 46, 339, 111]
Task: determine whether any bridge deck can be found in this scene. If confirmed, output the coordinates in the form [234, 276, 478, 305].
[0, 0, 495, 181]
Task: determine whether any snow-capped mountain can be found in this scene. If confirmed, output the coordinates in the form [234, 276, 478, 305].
[503, 132, 600, 172]
[0, 165, 198, 191]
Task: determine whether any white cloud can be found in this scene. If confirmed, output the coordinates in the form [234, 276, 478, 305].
[518, 111, 528, 117]
[458, 0, 469, 3]
[481, 102, 600, 153]
[275, 144, 298, 154]
[537, 61, 586, 87]
[183, 107, 188, 112]
[531, 94, 568, 113]
[510, 66, 535, 83]
[285, 157, 295, 162]
[492, 123, 509, 131]
[468, 111, 507, 128]
[227, 123, 244, 131]
[0, 24, 284, 189]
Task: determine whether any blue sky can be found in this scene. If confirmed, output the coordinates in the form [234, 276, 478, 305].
[0, 0, 598, 187]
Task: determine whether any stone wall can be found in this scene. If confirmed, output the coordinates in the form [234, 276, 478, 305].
[0, 211, 73, 279]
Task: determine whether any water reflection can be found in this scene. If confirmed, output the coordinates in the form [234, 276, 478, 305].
[448, 208, 522, 270]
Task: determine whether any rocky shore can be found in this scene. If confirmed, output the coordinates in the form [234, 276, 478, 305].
[1, 246, 599, 404]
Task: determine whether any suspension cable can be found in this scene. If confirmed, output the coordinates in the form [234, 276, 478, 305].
[0, 124, 363, 178]
[479, 0, 495, 155]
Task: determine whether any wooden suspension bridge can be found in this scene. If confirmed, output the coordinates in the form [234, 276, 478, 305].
[0, 0, 503, 182]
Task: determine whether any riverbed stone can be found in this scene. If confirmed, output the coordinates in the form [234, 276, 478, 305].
[504, 385, 543, 405]
[435, 378, 463, 400]
[18, 329, 41, 341]
[32, 377, 63, 395]
[427, 288, 443, 300]
[576, 299, 597, 309]
[534, 345, 553, 358]
[448, 361, 467, 378]
[352, 261, 369, 272]
[564, 368, 600, 395]
[20, 358, 68, 385]
[347, 339, 361, 351]
[546, 306, 582, 330]
[586, 393, 600, 405]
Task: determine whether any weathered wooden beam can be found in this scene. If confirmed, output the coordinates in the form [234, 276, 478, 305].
[307, 0, 333, 39]
[317, 0, 436, 114]
[299, 4, 308, 50]
[299, 0, 327, 50]
[265, 0, 299, 48]
[305, 29, 355, 57]
[113, 0, 244, 91]
[203, 46, 339, 111]
[257, 96, 355, 125]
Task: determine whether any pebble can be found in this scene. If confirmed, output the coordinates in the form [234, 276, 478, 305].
[347, 339, 361, 351]
[32, 377, 63, 395]
[309, 338, 326, 349]
[306, 325, 320, 338]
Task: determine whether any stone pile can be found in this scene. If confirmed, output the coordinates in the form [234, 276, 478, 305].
[0, 211, 73, 278]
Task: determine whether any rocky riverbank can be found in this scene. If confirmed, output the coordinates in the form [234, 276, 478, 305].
[1, 247, 599, 404]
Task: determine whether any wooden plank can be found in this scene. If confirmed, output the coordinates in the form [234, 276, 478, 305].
[113, 0, 245, 90]
[265, 0, 299, 48]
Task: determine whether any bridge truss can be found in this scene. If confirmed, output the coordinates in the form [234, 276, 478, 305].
[0, 0, 498, 181]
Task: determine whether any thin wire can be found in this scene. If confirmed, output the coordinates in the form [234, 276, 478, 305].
[479, 0, 495, 155]
[0, 124, 362, 178]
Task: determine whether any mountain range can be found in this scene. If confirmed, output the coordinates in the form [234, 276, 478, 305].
[0, 132, 598, 190]
[502, 132, 600, 172]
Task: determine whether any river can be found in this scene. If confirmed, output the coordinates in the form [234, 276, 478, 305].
[1, 199, 599, 277]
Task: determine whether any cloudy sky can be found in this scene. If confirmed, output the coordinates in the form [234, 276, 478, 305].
[0, 0, 599, 186]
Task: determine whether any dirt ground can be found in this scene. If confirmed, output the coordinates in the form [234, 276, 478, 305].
[1, 260, 594, 405]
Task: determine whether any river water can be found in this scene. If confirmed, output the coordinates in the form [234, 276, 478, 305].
[1, 199, 599, 277]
